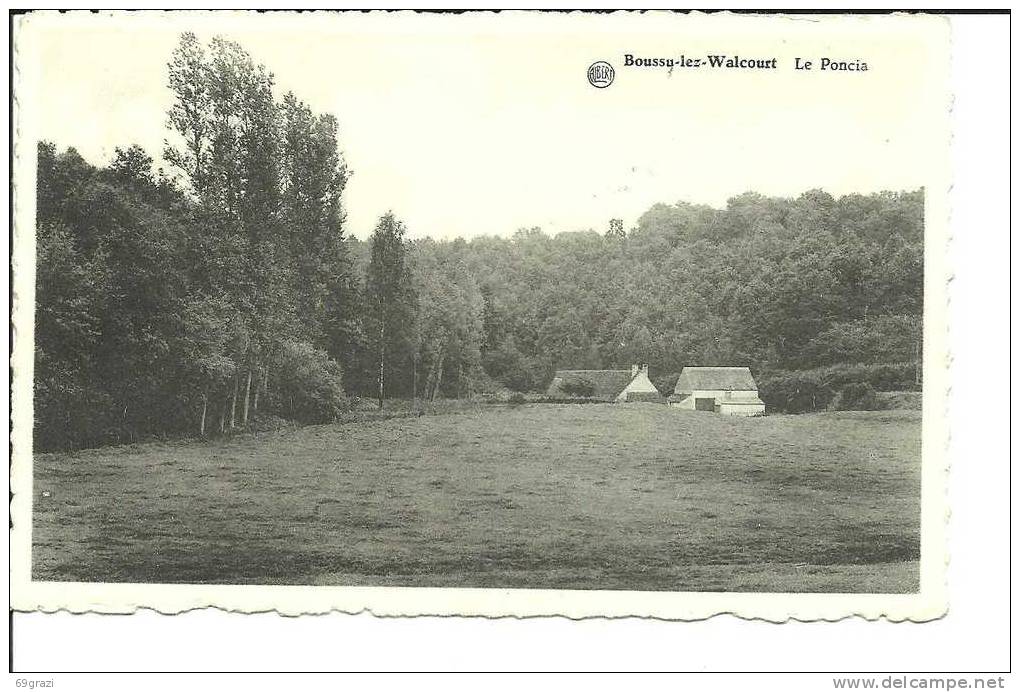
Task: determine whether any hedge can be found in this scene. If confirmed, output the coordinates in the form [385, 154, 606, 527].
[758, 362, 919, 413]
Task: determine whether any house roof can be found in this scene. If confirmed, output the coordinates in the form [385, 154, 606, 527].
[546, 370, 635, 400]
[673, 366, 758, 394]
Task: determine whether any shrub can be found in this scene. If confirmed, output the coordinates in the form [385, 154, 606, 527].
[757, 370, 834, 414]
[508, 392, 527, 405]
[464, 368, 509, 397]
[269, 341, 349, 424]
[829, 382, 882, 411]
[349, 396, 382, 412]
[758, 362, 919, 413]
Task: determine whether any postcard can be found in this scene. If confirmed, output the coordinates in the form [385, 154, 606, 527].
[11, 10, 950, 620]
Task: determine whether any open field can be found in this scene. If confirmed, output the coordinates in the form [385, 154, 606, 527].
[32, 404, 921, 592]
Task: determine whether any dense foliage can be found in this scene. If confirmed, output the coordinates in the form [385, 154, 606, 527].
[32, 34, 924, 450]
[34, 34, 358, 450]
[363, 189, 923, 402]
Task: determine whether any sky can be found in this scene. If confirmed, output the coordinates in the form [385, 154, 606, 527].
[17, 11, 948, 240]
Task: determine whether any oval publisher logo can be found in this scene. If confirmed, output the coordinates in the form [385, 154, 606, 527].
[587, 61, 615, 88]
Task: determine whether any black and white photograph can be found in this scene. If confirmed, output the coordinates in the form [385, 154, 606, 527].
[10, 10, 952, 622]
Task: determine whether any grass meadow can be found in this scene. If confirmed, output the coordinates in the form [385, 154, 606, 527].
[32, 403, 921, 592]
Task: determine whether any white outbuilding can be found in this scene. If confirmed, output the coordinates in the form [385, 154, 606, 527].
[667, 366, 766, 416]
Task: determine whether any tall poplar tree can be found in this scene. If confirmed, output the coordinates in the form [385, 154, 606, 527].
[365, 212, 415, 408]
[164, 33, 351, 431]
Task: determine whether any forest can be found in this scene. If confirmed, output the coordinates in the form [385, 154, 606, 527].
[32, 34, 924, 451]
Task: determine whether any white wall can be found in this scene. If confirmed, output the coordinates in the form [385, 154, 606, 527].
[616, 371, 660, 401]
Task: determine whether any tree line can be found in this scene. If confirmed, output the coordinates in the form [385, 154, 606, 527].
[32, 33, 923, 451]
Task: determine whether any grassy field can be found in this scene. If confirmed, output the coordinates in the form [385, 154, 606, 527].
[32, 404, 921, 592]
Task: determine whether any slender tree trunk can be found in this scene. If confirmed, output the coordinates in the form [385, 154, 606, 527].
[412, 352, 418, 409]
[199, 391, 208, 437]
[219, 399, 226, 434]
[377, 323, 386, 410]
[242, 367, 252, 426]
[431, 351, 445, 402]
[229, 375, 238, 429]
[252, 366, 261, 415]
[423, 350, 438, 401]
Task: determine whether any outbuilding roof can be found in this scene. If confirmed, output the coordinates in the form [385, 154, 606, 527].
[673, 366, 759, 395]
[546, 369, 635, 400]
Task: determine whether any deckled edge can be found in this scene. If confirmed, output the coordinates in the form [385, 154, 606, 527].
[9, 10, 951, 622]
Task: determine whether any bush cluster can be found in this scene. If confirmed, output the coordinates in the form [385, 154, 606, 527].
[758, 362, 918, 413]
[829, 383, 882, 411]
[268, 342, 349, 424]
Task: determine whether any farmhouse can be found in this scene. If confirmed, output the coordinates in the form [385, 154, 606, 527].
[546, 364, 663, 402]
[668, 366, 766, 416]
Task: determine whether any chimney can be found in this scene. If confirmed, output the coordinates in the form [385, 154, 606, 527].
[631, 364, 639, 377]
